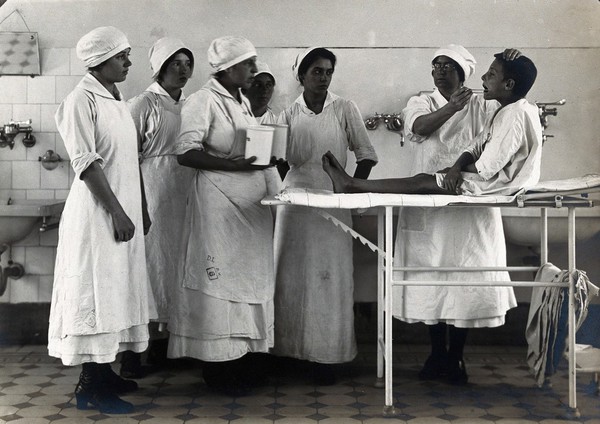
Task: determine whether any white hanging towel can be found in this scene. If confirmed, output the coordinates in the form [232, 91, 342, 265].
[526, 263, 599, 387]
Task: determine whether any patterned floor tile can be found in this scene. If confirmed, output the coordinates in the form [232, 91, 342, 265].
[2, 345, 600, 423]
[184, 418, 228, 423]
[188, 406, 231, 417]
[314, 394, 355, 406]
[274, 406, 317, 417]
[319, 405, 361, 417]
[233, 405, 273, 416]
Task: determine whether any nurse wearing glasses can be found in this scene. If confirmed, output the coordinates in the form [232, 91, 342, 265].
[395, 44, 520, 384]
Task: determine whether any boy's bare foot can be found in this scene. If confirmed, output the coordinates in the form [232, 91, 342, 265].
[322, 151, 352, 193]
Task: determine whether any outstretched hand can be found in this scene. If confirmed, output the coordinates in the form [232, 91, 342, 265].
[448, 87, 472, 113]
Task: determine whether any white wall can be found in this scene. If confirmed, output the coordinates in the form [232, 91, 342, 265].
[0, 0, 599, 303]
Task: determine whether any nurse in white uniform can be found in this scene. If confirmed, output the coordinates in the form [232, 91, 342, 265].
[244, 61, 283, 192]
[121, 37, 195, 378]
[395, 45, 519, 384]
[48, 26, 155, 414]
[169, 36, 275, 396]
[273, 47, 378, 385]
[245, 61, 278, 124]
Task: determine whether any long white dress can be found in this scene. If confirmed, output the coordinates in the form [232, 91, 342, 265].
[48, 73, 155, 366]
[273, 92, 378, 363]
[394, 89, 516, 327]
[128, 82, 195, 323]
[168, 78, 275, 362]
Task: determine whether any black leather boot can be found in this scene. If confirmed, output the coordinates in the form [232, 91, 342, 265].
[75, 362, 134, 414]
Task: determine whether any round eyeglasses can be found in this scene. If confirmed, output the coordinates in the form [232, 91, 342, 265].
[432, 63, 457, 72]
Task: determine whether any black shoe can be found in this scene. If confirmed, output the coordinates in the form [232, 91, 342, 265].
[418, 354, 448, 380]
[312, 363, 336, 386]
[119, 351, 153, 379]
[75, 366, 134, 414]
[100, 363, 138, 394]
[446, 357, 468, 385]
[147, 338, 169, 368]
[203, 361, 251, 397]
[237, 353, 270, 388]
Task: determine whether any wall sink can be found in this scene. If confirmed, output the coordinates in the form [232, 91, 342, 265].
[501, 207, 600, 246]
[0, 199, 65, 246]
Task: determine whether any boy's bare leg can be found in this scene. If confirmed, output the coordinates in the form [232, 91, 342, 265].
[322, 151, 453, 195]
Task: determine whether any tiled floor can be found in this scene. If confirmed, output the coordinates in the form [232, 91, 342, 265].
[1, 343, 599, 423]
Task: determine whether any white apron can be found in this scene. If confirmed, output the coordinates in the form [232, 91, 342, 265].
[273, 92, 377, 363]
[394, 90, 516, 326]
[48, 74, 155, 365]
[169, 78, 275, 361]
[129, 83, 195, 322]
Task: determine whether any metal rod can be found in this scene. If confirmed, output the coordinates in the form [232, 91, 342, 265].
[540, 208, 548, 264]
[384, 206, 395, 414]
[390, 279, 567, 287]
[376, 209, 384, 386]
[392, 266, 540, 272]
[567, 208, 577, 412]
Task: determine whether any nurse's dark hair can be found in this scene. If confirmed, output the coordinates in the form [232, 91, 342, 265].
[493, 53, 537, 98]
[156, 48, 195, 82]
[298, 48, 336, 85]
[88, 62, 106, 72]
[431, 56, 465, 82]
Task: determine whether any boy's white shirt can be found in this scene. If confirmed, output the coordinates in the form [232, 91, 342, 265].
[457, 98, 542, 196]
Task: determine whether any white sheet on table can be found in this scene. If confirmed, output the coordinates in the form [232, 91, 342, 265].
[268, 174, 600, 209]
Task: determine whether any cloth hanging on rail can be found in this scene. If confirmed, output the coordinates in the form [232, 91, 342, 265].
[526, 263, 599, 387]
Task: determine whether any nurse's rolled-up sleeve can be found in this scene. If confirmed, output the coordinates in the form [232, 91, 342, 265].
[343, 100, 378, 164]
[55, 91, 104, 180]
[174, 92, 210, 155]
[401, 95, 433, 143]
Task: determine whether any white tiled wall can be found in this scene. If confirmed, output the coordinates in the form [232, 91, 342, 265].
[0, 47, 82, 304]
[1, 0, 599, 305]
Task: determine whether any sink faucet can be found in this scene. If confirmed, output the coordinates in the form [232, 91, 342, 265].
[364, 113, 405, 145]
[0, 119, 36, 149]
[535, 99, 566, 143]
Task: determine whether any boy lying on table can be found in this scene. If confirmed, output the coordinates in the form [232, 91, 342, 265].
[322, 52, 542, 196]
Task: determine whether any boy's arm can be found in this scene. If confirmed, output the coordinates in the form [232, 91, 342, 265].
[441, 152, 476, 193]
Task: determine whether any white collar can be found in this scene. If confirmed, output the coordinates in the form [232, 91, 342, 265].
[78, 73, 123, 100]
[294, 91, 339, 112]
[145, 81, 186, 102]
[430, 88, 448, 106]
[204, 77, 252, 111]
